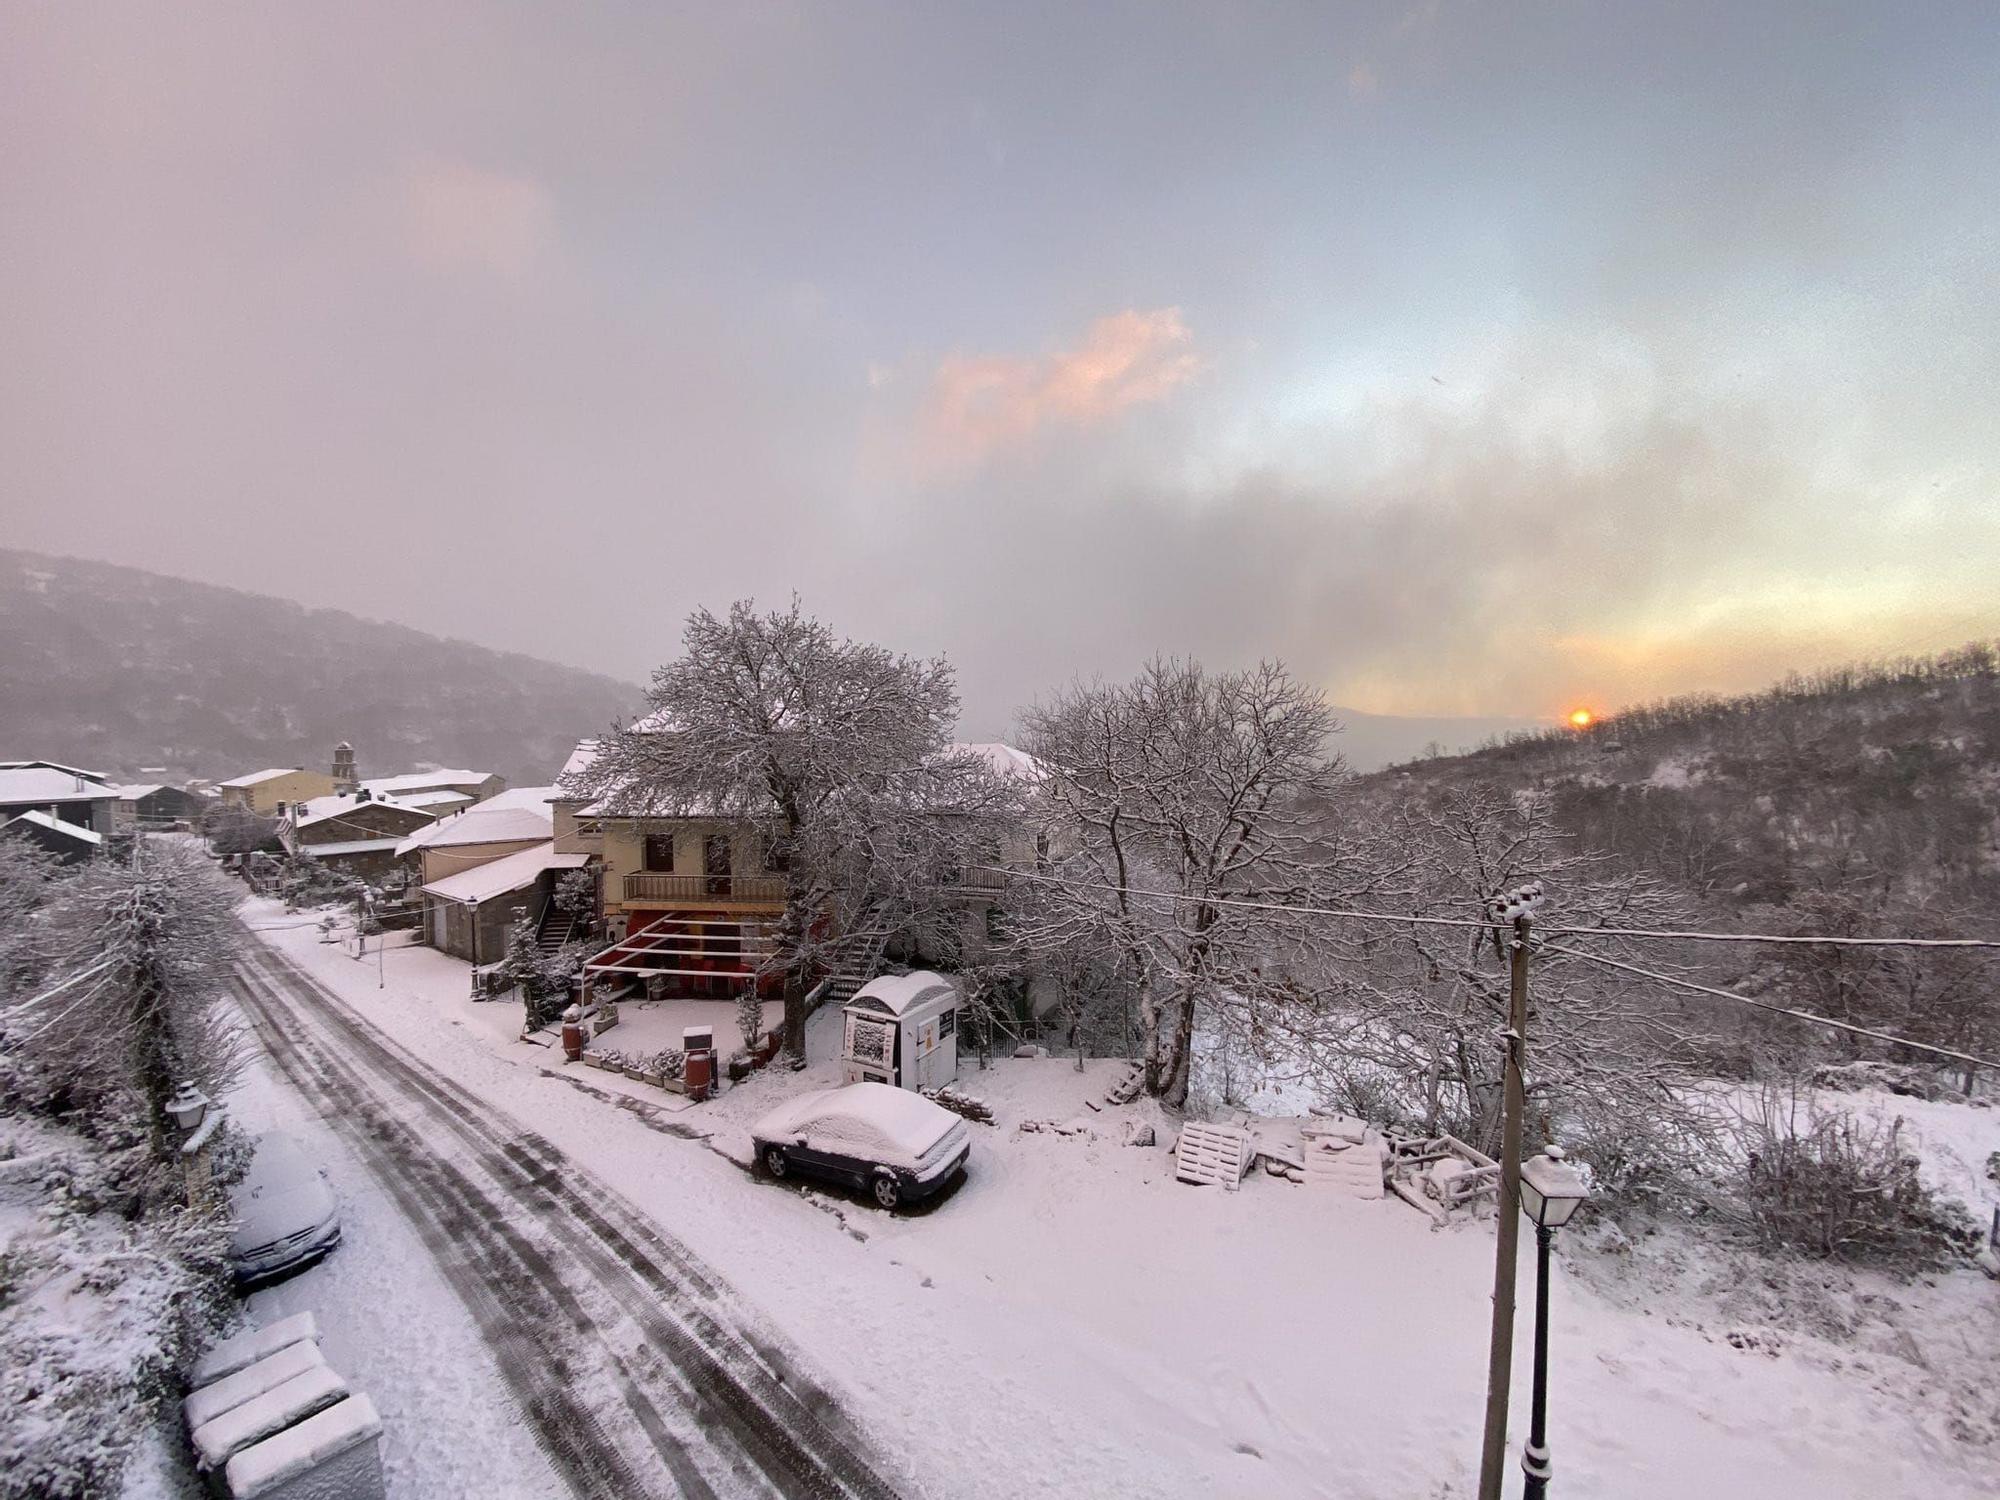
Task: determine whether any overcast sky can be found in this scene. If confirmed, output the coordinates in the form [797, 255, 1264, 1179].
[4, 4, 1997, 737]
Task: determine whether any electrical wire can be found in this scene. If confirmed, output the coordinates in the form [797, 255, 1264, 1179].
[9, 976, 117, 1048]
[1543, 922, 2000, 950]
[1538, 938, 2000, 1072]
[967, 864, 1504, 932]
[973, 865, 2000, 950]
[3, 954, 118, 1016]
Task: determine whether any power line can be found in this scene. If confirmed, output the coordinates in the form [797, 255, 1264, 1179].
[4, 954, 118, 1016]
[974, 865, 2000, 951]
[968, 864, 1503, 932]
[1544, 923, 2000, 951]
[1539, 939, 2000, 1072]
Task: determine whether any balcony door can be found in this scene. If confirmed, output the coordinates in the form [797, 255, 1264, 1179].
[703, 833, 732, 896]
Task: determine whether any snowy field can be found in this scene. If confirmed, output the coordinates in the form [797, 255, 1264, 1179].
[225, 898, 1999, 1499]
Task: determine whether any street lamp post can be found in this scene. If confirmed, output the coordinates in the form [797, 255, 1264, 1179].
[1517, 1145, 1590, 1499]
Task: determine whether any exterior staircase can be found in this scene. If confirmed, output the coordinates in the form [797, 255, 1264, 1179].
[820, 912, 898, 1008]
[536, 907, 578, 955]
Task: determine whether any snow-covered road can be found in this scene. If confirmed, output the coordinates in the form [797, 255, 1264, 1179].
[230, 903, 2000, 1500]
[230, 941, 908, 1500]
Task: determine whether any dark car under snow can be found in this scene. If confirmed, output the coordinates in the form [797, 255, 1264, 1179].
[751, 1082, 970, 1209]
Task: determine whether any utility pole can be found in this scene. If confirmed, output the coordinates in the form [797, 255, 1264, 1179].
[1478, 881, 1543, 1500]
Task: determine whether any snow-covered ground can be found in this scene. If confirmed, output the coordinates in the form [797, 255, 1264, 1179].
[237, 899, 2000, 1499]
[131, 969, 567, 1499]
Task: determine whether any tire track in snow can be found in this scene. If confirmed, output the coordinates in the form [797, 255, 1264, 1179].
[232, 963, 704, 1500]
[232, 939, 909, 1500]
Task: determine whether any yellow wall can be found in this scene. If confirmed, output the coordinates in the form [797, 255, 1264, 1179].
[225, 769, 338, 815]
[598, 819, 778, 915]
[550, 799, 602, 857]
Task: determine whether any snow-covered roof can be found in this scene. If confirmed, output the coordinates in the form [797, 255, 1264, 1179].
[220, 767, 310, 789]
[555, 738, 601, 793]
[359, 769, 496, 797]
[394, 786, 556, 854]
[397, 789, 474, 811]
[6, 809, 105, 845]
[846, 969, 960, 1019]
[289, 792, 436, 830]
[295, 837, 405, 858]
[0, 765, 119, 805]
[951, 742, 1042, 780]
[422, 839, 589, 905]
[117, 783, 167, 802]
[0, 758, 106, 779]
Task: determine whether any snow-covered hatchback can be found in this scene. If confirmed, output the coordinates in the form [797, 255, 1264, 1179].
[228, 1132, 341, 1286]
[752, 1082, 970, 1209]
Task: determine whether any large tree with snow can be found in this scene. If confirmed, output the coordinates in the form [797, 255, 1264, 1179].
[1018, 658, 1364, 1104]
[6, 840, 245, 1150]
[572, 600, 1013, 1064]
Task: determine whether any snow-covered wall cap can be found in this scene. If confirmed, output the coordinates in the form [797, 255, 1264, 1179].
[223, 1393, 382, 1497]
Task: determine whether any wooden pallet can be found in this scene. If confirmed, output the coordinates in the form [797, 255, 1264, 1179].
[1175, 1122, 1254, 1190]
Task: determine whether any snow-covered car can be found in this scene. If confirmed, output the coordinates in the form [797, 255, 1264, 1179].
[751, 1082, 970, 1209]
[228, 1133, 341, 1286]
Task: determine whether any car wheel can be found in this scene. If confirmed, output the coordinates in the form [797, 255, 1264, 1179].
[871, 1173, 901, 1210]
[764, 1145, 789, 1179]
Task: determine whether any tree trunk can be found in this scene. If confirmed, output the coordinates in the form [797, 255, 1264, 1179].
[777, 883, 813, 1067]
[781, 965, 809, 1068]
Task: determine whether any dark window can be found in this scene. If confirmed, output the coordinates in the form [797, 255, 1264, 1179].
[643, 835, 675, 872]
[704, 833, 732, 895]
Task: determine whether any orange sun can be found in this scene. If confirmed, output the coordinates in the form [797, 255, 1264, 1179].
[1567, 708, 1594, 729]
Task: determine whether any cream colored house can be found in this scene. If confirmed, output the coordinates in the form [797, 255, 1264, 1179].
[396, 786, 558, 887]
[218, 767, 339, 816]
[552, 736, 1042, 1004]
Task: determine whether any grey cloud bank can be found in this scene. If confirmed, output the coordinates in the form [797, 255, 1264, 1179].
[3, 3, 1996, 736]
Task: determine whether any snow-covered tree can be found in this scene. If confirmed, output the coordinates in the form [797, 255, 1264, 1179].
[5, 840, 244, 1153]
[1317, 784, 1720, 1197]
[571, 599, 1016, 1064]
[735, 987, 765, 1053]
[1018, 658, 1366, 1104]
[200, 801, 278, 857]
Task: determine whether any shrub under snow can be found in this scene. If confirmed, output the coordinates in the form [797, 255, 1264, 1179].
[1728, 1090, 1981, 1270]
[0, 1120, 233, 1500]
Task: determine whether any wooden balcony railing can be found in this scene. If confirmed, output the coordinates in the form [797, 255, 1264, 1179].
[623, 872, 787, 904]
[950, 865, 1015, 891]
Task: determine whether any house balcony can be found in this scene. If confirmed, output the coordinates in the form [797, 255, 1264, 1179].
[621, 872, 787, 906]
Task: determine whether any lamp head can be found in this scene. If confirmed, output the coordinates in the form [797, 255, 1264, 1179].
[165, 1081, 210, 1134]
[1519, 1145, 1590, 1230]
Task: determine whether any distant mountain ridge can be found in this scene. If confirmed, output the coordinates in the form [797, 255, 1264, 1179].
[0, 550, 639, 787]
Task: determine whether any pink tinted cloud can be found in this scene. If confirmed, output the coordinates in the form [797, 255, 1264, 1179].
[399, 157, 554, 279]
[914, 307, 1198, 475]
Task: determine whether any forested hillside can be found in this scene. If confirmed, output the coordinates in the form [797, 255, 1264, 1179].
[1372, 648, 2000, 1065]
[1387, 646, 2000, 910]
[0, 550, 638, 786]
